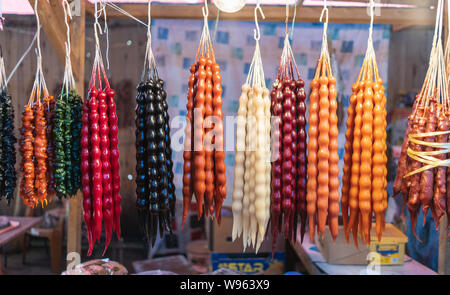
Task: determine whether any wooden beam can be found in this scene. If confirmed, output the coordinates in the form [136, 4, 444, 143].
[67, 0, 85, 261]
[86, 3, 436, 26]
[29, 0, 81, 82]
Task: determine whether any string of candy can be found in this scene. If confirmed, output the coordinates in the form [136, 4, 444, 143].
[0, 50, 17, 204]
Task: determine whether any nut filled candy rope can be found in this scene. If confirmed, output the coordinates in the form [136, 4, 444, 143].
[81, 95, 93, 255]
[182, 64, 196, 228]
[204, 58, 215, 218]
[295, 79, 307, 242]
[137, 11, 176, 244]
[193, 56, 207, 218]
[398, 0, 450, 235]
[0, 55, 17, 204]
[20, 105, 35, 207]
[44, 96, 56, 201]
[98, 88, 113, 253]
[272, 32, 306, 249]
[212, 61, 227, 223]
[183, 3, 226, 224]
[231, 84, 249, 241]
[106, 86, 121, 241]
[136, 82, 149, 240]
[341, 82, 359, 233]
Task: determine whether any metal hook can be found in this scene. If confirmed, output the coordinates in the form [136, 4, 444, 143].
[253, 4, 265, 41]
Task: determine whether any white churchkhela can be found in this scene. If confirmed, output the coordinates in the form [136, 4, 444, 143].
[231, 4, 270, 253]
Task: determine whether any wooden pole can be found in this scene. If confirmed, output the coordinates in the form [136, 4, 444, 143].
[86, 3, 437, 26]
[67, 0, 85, 261]
[438, 2, 448, 276]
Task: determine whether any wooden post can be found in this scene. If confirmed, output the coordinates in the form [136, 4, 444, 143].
[67, 0, 85, 261]
[438, 4, 448, 275]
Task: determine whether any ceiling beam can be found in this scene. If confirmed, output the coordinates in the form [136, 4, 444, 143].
[86, 3, 436, 26]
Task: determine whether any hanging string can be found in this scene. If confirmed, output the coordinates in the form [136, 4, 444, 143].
[62, 0, 75, 95]
[285, 0, 289, 35]
[104, 1, 148, 27]
[368, 0, 374, 47]
[5, 31, 37, 86]
[0, 0, 4, 31]
[142, 0, 158, 82]
[212, 8, 220, 44]
[319, 0, 330, 69]
[289, 0, 299, 41]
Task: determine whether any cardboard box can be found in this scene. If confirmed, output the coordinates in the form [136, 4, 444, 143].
[207, 207, 285, 253]
[210, 252, 285, 275]
[316, 223, 408, 265]
[207, 207, 285, 274]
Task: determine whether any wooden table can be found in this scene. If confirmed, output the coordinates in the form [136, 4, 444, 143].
[0, 216, 43, 275]
[289, 235, 437, 275]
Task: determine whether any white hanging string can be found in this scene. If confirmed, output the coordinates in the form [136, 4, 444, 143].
[5, 32, 37, 86]
[29, 0, 48, 105]
[0, 54, 6, 91]
[104, 1, 148, 27]
[196, 0, 213, 61]
[285, 0, 289, 35]
[99, 0, 110, 70]
[142, 0, 158, 81]
[0, 0, 4, 31]
[289, 0, 299, 40]
[319, 0, 330, 68]
[62, 0, 75, 94]
[246, 2, 265, 88]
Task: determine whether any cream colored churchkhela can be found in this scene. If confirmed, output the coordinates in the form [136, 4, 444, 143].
[231, 4, 270, 253]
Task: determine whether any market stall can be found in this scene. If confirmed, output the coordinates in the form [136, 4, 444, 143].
[0, 0, 448, 276]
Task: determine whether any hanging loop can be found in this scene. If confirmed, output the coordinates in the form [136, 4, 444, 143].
[285, 0, 289, 34]
[147, 0, 151, 38]
[62, 0, 72, 59]
[368, 0, 374, 43]
[319, 8, 328, 24]
[253, 4, 265, 41]
[202, 0, 209, 19]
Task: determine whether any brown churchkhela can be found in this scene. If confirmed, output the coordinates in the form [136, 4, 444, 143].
[395, 1, 450, 236]
[271, 35, 307, 254]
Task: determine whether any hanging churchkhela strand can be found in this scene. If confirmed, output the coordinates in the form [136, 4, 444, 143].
[54, 2, 82, 199]
[182, 3, 226, 227]
[0, 52, 17, 205]
[136, 1, 175, 246]
[342, 0, 387, 246]
[307, 5, 340, 243]
[82, 13, 121, 255]
[19, 2, 54, 208]
[394, 0, 450, 236]
[232, 5, 271, 253]
[270, 33, 307, 253]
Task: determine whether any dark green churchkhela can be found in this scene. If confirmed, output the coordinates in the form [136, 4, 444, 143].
[0, 88, 17, 204]
[54, 88, 82, 198]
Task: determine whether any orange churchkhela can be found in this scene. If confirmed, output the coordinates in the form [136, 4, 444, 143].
[342, 2, 388, 245]
[307, 6, 339, 242]
[182, 5, 226, 227]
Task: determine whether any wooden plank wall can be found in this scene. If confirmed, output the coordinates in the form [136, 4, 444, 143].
[387, 26, 434, 111]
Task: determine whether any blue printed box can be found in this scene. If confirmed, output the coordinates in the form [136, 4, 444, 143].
[210, 252, 285, 274]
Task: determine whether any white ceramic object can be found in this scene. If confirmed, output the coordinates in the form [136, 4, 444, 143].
[214, 0, 246, 13]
